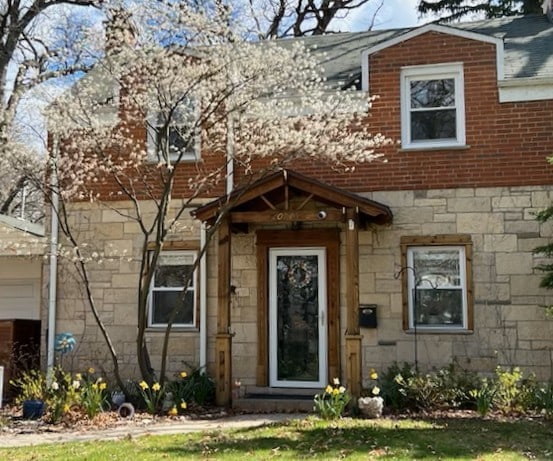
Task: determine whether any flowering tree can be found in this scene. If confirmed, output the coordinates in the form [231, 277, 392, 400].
[37, 0, 389, 386]
[0, 0, 101, 220]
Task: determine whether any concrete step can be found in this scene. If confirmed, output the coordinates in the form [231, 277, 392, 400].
[233, 386, 321, 413]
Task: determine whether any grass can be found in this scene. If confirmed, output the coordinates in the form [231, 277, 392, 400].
[2, 416, 553, 460]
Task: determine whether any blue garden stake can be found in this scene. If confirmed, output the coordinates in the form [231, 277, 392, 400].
[54, 332, 76, 354]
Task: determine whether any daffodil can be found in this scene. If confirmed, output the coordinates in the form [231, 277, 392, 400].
[372, 386, 380, 396]
[168, 406, 178, 416]
[180, 401, 187, 409]
[99, 382, 107, 390]
[92, 383, 98, 390]
[180, 371, 187, 378]
[370, 369, 378, 380]
[325, 385, 333, 394]
[88, 367, 95, 374]
[75, 373, 82, 380]
[339, 386, 346, 394]
[333, 377, 340, 385]
[139, 381, 149, 390]
[72, 380, 80, 389]
[63, 404, 70, 413]
[51, 381, 59, 391]
[152, 382, 161, 392]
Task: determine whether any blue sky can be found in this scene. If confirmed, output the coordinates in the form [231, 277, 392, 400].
[333, 0, 435, 32]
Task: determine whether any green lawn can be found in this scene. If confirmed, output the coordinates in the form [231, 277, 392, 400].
[2, 416, 553, 460]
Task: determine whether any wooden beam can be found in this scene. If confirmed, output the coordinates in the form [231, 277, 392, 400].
[345, 335, 362, 398]
[231, 209, 343, 224]
[256, 243, 268, 386]
[345, 208, 360, 335]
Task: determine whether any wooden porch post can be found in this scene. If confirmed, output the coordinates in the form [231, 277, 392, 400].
[215, 217, 232, 406]
[345, 208, 362, 397]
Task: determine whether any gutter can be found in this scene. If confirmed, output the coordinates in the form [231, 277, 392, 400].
[47, 136, 60, 376]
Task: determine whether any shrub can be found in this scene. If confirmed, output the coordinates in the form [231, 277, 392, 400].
[493, 366, 536, 414]
[167, 365, 215, 408]
[10, 369, 47, 403]
[379, 362, 417, 410]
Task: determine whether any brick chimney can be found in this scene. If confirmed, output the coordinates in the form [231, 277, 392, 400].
[104, 7, 137, 54]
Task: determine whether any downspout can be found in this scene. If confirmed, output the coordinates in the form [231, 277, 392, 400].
[47, 135, 60, 375]
[199, 222, 207, 369]
[200, 111, 234, 369]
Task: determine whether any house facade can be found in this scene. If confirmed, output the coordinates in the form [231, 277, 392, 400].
[47, 11, 553, 406]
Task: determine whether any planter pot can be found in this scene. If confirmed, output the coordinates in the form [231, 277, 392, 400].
[111, 391, 126, 408]
[357, 396, 383, 418]
[22, 399, 45, 419]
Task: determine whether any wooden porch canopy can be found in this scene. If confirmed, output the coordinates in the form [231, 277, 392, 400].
[191, 169, 393, 406]
[192, 169, 393, 227]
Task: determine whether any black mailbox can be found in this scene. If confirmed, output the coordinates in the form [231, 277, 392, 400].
[359, 304, 377, 328]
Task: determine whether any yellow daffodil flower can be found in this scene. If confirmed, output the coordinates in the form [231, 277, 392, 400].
[370, 369, 378, 380]
[372, 386, 380, 396]
[152, 382, 161, 392]
[168, 406, 178, 416]
[99, 382, 107, 390]
[180, 371, 187, 378]
[325, 385, 333, 394]
[88, 367, 95, 374]
[180, 401, 187, 409]
[63, 404, 70, 413]
[139, 381, 149, 390]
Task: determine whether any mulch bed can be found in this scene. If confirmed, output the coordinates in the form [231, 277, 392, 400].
[0, 403, 231, 436]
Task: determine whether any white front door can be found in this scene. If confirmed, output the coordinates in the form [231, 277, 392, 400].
[268, 247, 327, 388]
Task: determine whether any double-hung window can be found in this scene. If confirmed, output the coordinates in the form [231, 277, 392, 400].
[401, 235, 473, 332]
[147, 98, 200, 163]
[148, 251, 197, 328]
[400, 63, 465, 149]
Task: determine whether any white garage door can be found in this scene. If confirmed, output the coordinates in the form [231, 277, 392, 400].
[0, 279, 40, 320]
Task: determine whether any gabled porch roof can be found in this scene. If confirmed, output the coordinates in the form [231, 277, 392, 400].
[192, 169, 393, 227]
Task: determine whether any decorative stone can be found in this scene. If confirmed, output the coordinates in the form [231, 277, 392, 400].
[357, 396, 383, 418]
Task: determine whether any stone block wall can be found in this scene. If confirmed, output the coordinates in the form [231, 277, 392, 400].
[45, 184, 553, 387]
[358, 185, 553, 383]
[45, 200, 206, 380]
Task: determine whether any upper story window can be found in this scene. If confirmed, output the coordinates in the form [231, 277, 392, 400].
[147, 99, 200, 163]
[400, 63, 465, 149]
[401, 235, 473, 332]
[148, 251, 197, 328]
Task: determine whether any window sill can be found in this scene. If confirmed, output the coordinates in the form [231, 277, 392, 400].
[145, 155, 202, 165]
[399, 144, 470, 152]
[400, 144, 470, 152]
[146, 327, 199, 333]
[404, 328, 473, 335]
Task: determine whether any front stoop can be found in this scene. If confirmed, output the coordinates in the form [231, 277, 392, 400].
[233, 386, 321, 413]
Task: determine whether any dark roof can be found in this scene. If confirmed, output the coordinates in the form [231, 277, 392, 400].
[284, 14, 553, 89]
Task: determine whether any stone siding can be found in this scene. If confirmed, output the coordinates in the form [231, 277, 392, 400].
[48, 185, 553, 385]
[46, 200, 206, 379]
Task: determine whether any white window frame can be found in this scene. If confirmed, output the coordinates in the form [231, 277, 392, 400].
[406, 245, 468, 331]
[148, 250, 197, 328]
[147, 100, 201, 163]
[400, 63, 465, 149]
